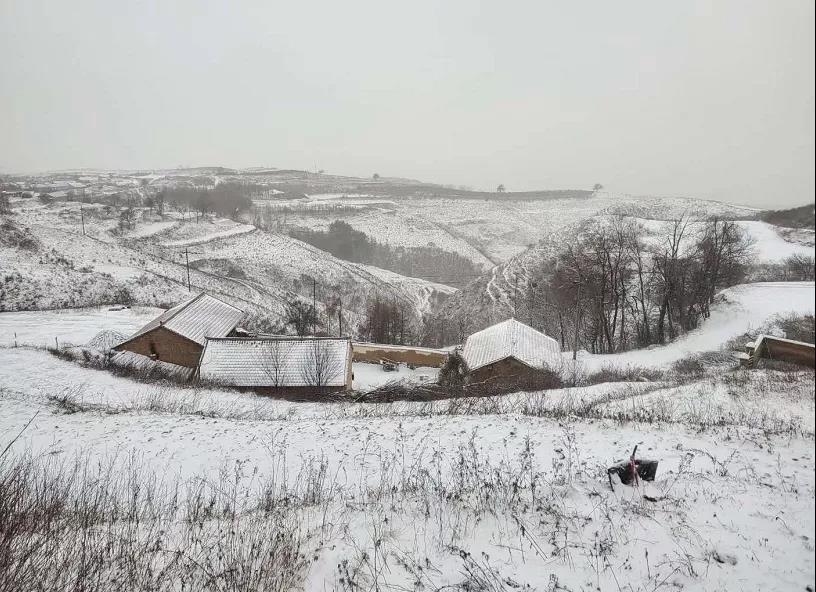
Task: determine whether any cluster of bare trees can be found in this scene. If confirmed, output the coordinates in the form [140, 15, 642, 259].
[117, 207, 136, 231]
[541, 216, 754, 353]
[753, 253, 815, 282]
[160, 185, 253, 221]
[358, 296, 413, 344]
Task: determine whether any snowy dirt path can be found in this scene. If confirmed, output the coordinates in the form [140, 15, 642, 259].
[575, 281, 815, 371]
[161, 224, 256, 247]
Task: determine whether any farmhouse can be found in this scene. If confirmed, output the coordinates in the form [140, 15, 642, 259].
[352, 342, 448, 368]
[461, 318, 561, 384]
[198, 336, 353, 397]
[114, 292, 244, 368]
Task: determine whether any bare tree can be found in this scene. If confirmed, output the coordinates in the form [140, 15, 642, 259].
[261, 339, 292, 387]
[782, 254, 815, 281]
[300, 340, 343, 390]
[262, 203, 275, 230]
[154, 190, 165, 215]
[694, 218, 754, 317]
[359, 296, 413, 344]
[118, 207, 136, 231]
[286, 300, 316, 337]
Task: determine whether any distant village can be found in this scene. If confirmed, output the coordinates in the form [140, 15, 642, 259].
[1, 171, 155, 203]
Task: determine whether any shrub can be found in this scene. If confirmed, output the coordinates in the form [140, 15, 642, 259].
[438, 351, 467, 390]
[0, 219, 40, 250]
[777, 313, 815, 344]
[670, 354, 707, 380]
[583, 364, 664, 386]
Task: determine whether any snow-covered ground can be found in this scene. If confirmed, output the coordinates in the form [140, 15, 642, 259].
[160, 219, 256, 247]
[0, 291, 813, 589]
[1, 201, 454, 323]
[0, 306, 161, 347]
[575, 282, 815, 371]
[0, 340, 813, 590]
[352, 361, 439, 391]
[2, 183, 814, 590]
[736, 220, 815, 262]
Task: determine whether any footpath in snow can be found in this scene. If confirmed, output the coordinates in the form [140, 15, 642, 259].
[161, 224, 256, 247]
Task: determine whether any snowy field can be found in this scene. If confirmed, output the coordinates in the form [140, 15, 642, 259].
[0, 288, 814, 590]
[0, 348, 813, 590]
[0, 305, 161, 347]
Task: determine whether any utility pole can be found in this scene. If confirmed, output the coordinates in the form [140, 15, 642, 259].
[312, 278, 317, 336]
[185, 247, 191, 291]
[338, 297, 343, 337]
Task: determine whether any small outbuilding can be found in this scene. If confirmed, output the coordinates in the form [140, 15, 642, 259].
[114, 292, 245, 368]
[198, 336, 353, 397]
[461, 318, 561, 385]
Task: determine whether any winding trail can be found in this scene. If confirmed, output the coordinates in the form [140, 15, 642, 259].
[575, 281, 816, 370]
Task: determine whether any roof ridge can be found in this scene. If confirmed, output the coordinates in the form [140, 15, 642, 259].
[162, 291, 206, 324]
[203, 292, 245, 315]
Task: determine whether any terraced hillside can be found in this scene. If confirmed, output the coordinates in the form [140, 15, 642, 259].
[0, 198, 454, 332]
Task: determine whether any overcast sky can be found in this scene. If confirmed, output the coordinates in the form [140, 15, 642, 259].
[1, 1, 813, 207]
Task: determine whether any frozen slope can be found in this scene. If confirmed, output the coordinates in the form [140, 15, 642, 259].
[736, 220, 815, 262]
[575, 281, 815, 371]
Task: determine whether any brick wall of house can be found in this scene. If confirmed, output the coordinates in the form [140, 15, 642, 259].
[115, 326, 203, 368]
[467, 357, 546, 386]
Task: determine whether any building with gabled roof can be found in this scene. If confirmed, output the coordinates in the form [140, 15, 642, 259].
[198, 336, 353, 397]
[461, 318, 561, 384]
[114, 292, 244, 368]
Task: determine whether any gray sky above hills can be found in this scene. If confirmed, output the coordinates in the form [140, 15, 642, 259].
[1, 0, 813, 208]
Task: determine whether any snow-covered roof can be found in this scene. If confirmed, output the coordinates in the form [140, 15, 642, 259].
[198, 337, 351, 388]
[110, 351, 195, 381]
[461, 318, 561, 372]
[120, 293, 244, 347]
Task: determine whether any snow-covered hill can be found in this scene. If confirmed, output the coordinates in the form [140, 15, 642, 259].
[431, 214, 816, 341]
[0, 199, 454, 331]
[267, 191, 758, 268]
